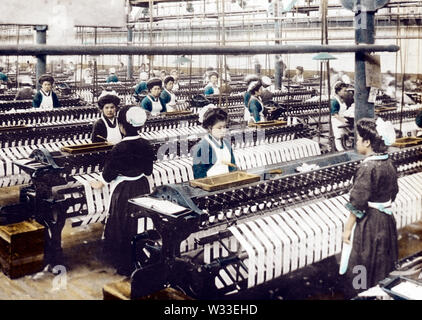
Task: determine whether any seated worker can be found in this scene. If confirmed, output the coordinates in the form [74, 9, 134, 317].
[0, 67, 10, 86]
[330, 81, 350, 151]
[91, 93, 122, 144]
[192, 108, 236, 179]
[292, 66, 304, 83]
[160, 75, 179, 112]
[220, 73, 232, 95]
[260, 76, 275, 104]
[204, 71, 220, 96]
[244, 79, 265, 123]
[203, 66, 215, 85]
[32, 74, 61, 109]
[170, 69, 180, 91]
[91, 105, 154, 276]
[106, 68, 119, 83]
[140, 78, 166, 116]
[243, 74, 260, 108]
[15, 76, 35, 100]
[134, 71, 149, 95]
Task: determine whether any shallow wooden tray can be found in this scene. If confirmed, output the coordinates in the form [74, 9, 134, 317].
[60, 142, 113, 154]
[189, 171, 260, 191]
[248, 120, 288, 128]
[0, 125, 27, 131]
[392, 137, 422, 148]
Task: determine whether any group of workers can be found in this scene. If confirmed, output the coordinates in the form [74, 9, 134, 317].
[1, 64, 416, 298]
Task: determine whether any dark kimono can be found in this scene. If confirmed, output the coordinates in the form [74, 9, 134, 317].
[343, 154, 399, 297]
[102, 136, 154, 275]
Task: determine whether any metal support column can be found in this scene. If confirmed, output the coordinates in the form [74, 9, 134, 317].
[34, 25, 47, 90]
[354, 10, 376, 123]
[127, 26, 134, 80]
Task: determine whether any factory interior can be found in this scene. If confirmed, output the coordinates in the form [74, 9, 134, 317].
[0, 0, 422, 303]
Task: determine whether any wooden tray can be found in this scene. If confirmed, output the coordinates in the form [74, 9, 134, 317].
[0, 125, 26, 131]
[164, 110, 192, 116]
[248, 120, 287, 128]
[392, 137, 422, 148]
[60, 142, 114, 154]
[375, 106, 397, 112]
[189, 171, 260, 191]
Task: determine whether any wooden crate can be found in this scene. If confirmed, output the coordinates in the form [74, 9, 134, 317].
[0, 220, 45, 279]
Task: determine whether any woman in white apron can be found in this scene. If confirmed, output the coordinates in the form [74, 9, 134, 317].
[192, 108, 236, 179]
[91, 106, 154, 275]
[32, 74, 61, 109]
[244, 80, 266, 124]
[340, 118, 398, 298]
[140, 78, 166, 116]
[91, 93, 123, 144]
[330, 82, 349, 151]
[204, 71, 220, 96]
[160, 75, 178, 112]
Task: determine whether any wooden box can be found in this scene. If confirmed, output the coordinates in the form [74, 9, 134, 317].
[392, 137, 422, 148]
[248, 120, 287, 128]
[60, 142, 113, 154]
[0, 220, 45, 279]
[189, 171, 260, 191]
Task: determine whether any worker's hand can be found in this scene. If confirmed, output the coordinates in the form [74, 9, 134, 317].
[342, 229, 352, 245]
[267, 106, 277, 112]
[90, 180, 104, 189]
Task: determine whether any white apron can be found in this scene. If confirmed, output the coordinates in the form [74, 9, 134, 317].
[206, 83, 220, 95]
[147, 95, 163, 116]
[39, 90, 54, 109]
[246, 96, 266, 123]
[164, 89, 177, 112]
[338, 153, 391, 275]
[102, 115, 122, 144]
[331, 95, 348, 140]
[106, 136, 146, 212]
[204, 135, 231, 177]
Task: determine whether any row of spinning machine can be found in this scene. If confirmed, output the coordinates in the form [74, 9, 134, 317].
[128, 145, 422, 299]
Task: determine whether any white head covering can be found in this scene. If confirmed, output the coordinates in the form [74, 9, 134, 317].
[261, 76, 272, 87]
[126, 107, 147, 127]
[198, 104, 216, 124]
[109, 68, 116, 74]
[375, 117, 396, 146]
[139, 71, 149, 81]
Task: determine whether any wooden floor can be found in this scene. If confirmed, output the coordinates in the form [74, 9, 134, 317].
[0, 219, 421, 300]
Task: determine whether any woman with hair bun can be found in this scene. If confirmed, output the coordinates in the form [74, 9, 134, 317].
[192, 108, 236, 179]
[160, 75, 178, 111]
[91, 105, 154, 275]
[340, 117, 398, 298]
[140, 78, 166, 115]
[245, 79, 265, 123]
[91, 93, 122, 144]
[204, 71, 220, 96]
[32, 74, 61, 109]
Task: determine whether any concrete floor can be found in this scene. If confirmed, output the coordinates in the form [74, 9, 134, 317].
[0, 219, 421, 300]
